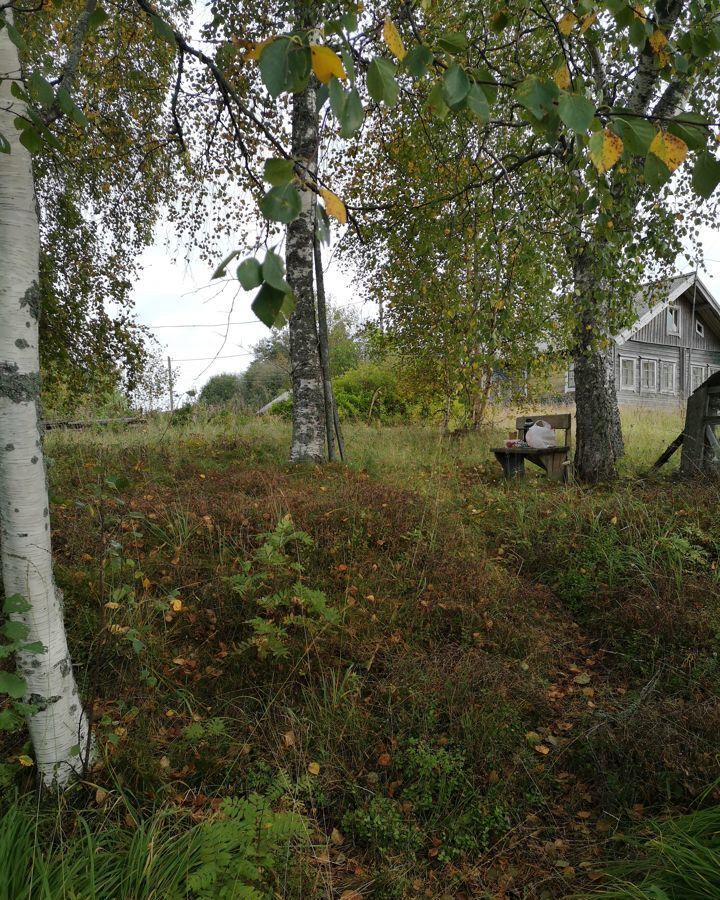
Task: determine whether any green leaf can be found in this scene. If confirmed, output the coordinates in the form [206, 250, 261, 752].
[261, 250, 291, 292]
[516, 76, 557, 119]
[29, 73, 54, 109]
[260, 184, 302, 224]
[612, 116, 656, 155]
[341, 11, 358, 32]
[437, 31, 467, 53]
[18, 127, 44, 154]
[21, 642, 45, 655]
[667, 113, 709, 151]
[403, 44, 433, 77]
[628, 18, 647, 48]
[490, 9, 510, 33]
[259, 38, 292, 99]
[87, 7, 109, 29]
[252, 284, 295, 328]
[5, 20, 27, 52]
[341, 47, 355, 83]
[692, 152, 720, 199]
[466, 83, 490, 123]
[2, 620, 29, 642]
[0, 132, 9, 154]
[316, 205, 331, 245]
[211, 250, 240, 279]
[557, 93, 595, 134]
[328, 76, 347, 120]
[0, 708, 21, 731]
[263, 157, 295, 186]
[644, 152, 671, 188]
[473, 66, 498, 105]
[367, 58, 398, 106]
[442, 64, 470, 108]
[0, 672, 26, 700]
[316, 84, 329, 110]
[10, 81, 29, 103]
[425, 81, 449, 120]
[286, 43, 311, 93]
[338, 87, 363, 138]
[236, 257, 263, 290]
[2, 595, 30, 615]
[150, 14, 175, 45]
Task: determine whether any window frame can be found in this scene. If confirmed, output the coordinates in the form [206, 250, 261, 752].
[640, 358, 658, 393]
[565, 364, 575, 392]
[691, 364, 707, 393]
[619, 356, 637, 391]
[659, 361, 676, 394]
[666, 304, 681, 336]
[696, 319, 705, 338]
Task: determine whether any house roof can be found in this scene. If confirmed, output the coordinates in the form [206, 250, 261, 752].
[615, 272, 720, 346]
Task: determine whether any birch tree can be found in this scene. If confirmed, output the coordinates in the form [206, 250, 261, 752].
[0, 10, 92, 788]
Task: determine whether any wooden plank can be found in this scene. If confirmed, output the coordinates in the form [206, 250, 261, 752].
[42, 417, 146, 431]
[651, 432, 683, 470]
[491, 446, 570, 455]
[515, 414, 571, 431]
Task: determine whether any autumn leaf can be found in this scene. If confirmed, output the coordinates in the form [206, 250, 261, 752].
[171, 597, 183, 612]
[308, 761, 321, 775]
[558, 12, 577, 35]
[580, 12, 597, 32]
[320, 187, 347, 224]
[589, 129, 624, 174]
[310, 45, 347, 84]
[648, 29, 670, 64]
[553, 63, 571, 90]
[383, 17, 406, 60]
[244, 37, 274, 61]
[283, 730, 296, 748]
[649, 130, 688, 172]
[17, 755, 34, 767]
[377, 752, 392, 766]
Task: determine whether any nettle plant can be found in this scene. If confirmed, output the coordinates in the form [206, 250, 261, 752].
[228, 515, 339, 660]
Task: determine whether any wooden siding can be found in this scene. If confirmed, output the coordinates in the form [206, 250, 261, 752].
[615, 339, 720, 406]
[632, 289, 720, 352]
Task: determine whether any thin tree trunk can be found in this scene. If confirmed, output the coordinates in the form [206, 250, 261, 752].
[287, 78, 326, 463]
[313, 233, 336, 461]
[0, 16, 92, 788]
[571, 248, 624, 482]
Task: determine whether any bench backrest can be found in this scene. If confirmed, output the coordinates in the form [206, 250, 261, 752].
[516, 414, 572, 443]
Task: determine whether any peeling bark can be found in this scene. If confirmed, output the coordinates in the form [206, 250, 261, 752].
[287, 79, 326, 463]
[0, 15, 92, 787]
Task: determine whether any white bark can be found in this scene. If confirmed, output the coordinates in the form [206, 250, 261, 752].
[0, 15, 92, 788]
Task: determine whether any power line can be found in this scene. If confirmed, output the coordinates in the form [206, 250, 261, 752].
[171, 352, 253, 362]
[146, 320, 259, 329]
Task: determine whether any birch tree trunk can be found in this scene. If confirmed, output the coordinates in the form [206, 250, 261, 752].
[571, 248, 624, 482]
[0, 18, 92, 788]
[287, 79, 326, 463]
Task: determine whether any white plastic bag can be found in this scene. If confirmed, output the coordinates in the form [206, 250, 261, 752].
[525, 420, 556, 449]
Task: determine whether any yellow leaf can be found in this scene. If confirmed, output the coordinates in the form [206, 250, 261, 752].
[383, 17, 406, 60]
[649, 130, 688, 172]
[108, 623, 128, 635]
[648, 30, 670, 64]
[18, 755, 34, 767]
[558, 12, 577, 35]
[308, 761, 321, 775]
[553, 63, 571, 90]
[310, 44, 346, 84]
[142, 577, 151, 590]
[244, 37, 274, 61]
[320, 187, 347, 224]
[105, 601, 120, 610]
[590, 129, 624, 174]
[165, 709, 176, 717]
[171, 598, 183, 612]
[580, 12, 597, 32]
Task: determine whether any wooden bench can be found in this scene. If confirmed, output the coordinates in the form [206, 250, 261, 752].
[492, 414, 572, 482]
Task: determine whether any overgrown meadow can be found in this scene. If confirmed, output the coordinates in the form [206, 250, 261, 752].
[2, 407, 720, 899]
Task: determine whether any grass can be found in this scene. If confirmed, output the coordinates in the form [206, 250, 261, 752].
[2, 403, 719, 897]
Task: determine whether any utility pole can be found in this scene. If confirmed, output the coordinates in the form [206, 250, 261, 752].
[167, 356, 174, 412]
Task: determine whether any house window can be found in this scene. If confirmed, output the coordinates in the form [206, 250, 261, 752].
[566, 365, 575, 391]
[660, 361, 676, 393]
[696, 320, 705, 338]
[667, 305, 680, 335]
[691, 365, 707, 393]
[620, 357, 636, 390]
[641, 359, 657, 392]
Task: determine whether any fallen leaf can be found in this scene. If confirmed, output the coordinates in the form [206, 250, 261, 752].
[308, 761, 321, 775]
[573, 673, 591, 685]
[283, 730, 296, 748]
[17, 755, 34, 767]
[330, 827, 345, 845]
[95, 787, 108, 803]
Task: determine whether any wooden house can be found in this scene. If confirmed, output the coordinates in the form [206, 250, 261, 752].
[566, 273, 720, 406]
